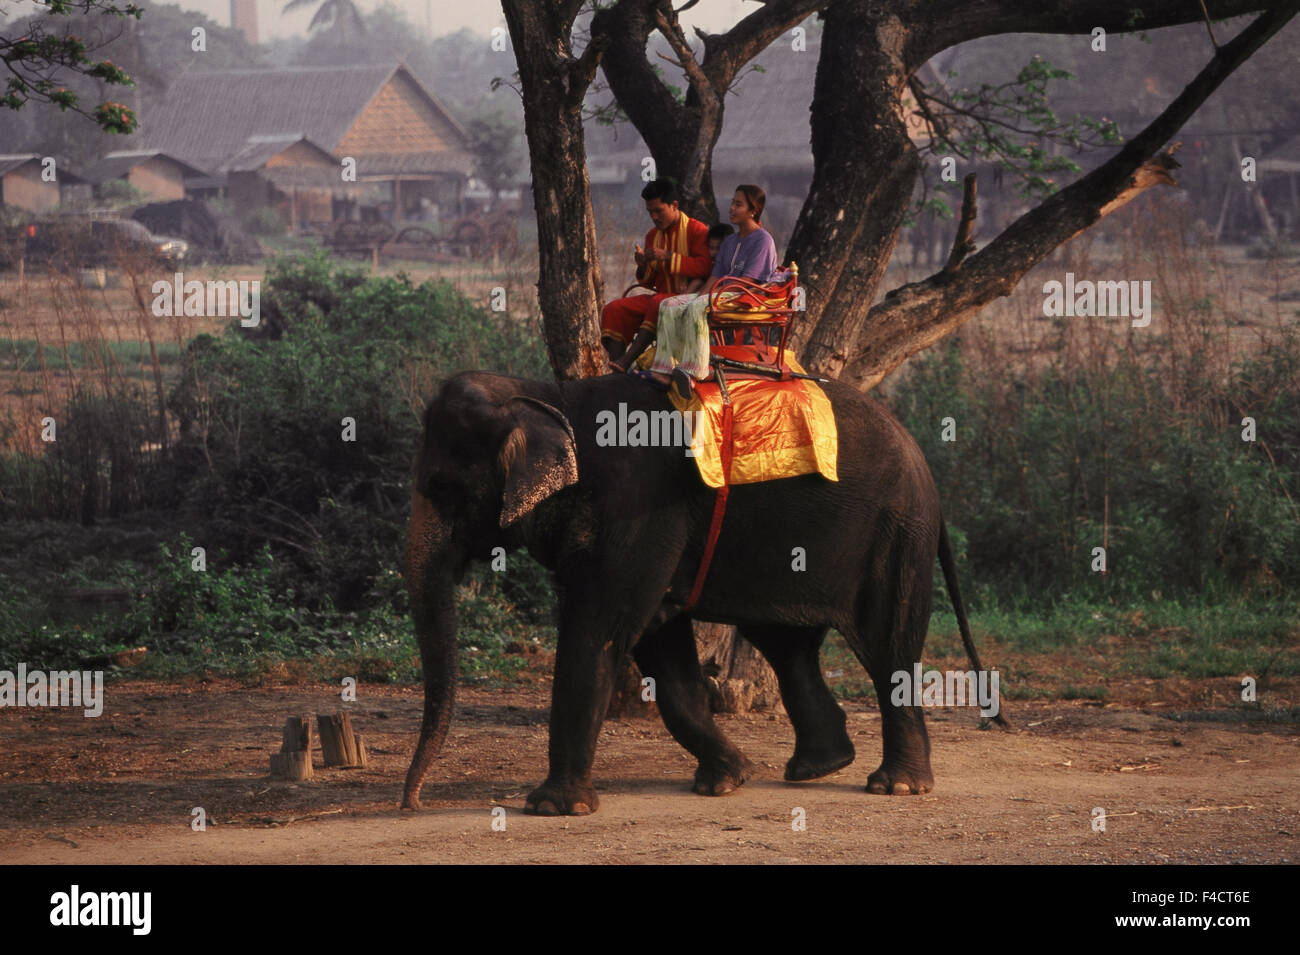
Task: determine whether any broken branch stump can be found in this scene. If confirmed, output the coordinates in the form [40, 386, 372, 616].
[269, 715, 313, 780]
[318, 712, 367, 768]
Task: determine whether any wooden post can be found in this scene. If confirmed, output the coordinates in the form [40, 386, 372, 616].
[318, 712, 367, 768]
[269, 715, 313, 780]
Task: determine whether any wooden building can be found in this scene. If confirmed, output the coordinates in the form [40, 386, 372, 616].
[80, 150, 208, 202]
[0, 154, 82, 213]
[143, 63, 474, 228]
[224, 135, 340, 230]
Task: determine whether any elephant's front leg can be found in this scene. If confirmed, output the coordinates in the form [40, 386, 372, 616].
[633, 615, 754, 795]
[526, 594, 638, 816]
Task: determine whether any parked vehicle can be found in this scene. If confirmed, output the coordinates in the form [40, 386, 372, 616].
[0, 215, 189, 271]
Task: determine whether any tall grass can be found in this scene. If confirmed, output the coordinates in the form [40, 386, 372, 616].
[0, 248, 182, 520]
[883, 194, 1300, 605]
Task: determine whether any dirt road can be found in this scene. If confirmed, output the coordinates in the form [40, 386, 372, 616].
[1, 680, 1295, 864]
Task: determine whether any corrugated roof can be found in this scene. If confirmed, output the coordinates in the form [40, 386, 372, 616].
[0, 154, 41, 176]
[350, 151, 474, 176]
[80, 150, 210, 183]
[712, 31, 820, 174]
[143, 63, 472, 175]
[226, 135, 336, 172]
[1261, 134, 1300, 173]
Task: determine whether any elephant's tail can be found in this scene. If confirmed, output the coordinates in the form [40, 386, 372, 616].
[938, 519, 1010, 729]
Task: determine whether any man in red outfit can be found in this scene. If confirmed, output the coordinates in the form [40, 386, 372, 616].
[603, 178, 711, 370]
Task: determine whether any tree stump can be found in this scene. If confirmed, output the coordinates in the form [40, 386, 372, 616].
[269, 716, 313, 780]
[694, 622, 783, 714]
[318, 712, 367, 768]
[605, 659, 658, 720]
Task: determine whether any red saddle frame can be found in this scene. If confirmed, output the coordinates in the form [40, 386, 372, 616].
[705, 265, 800, 369]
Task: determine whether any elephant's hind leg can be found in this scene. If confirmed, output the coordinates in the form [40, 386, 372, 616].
[739, 625, 855, 781]
[850, 532, 937, 796]
[633, 615, 754, 796]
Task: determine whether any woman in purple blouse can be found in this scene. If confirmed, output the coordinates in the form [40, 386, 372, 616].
[645, 184, 779, 399]
[707, 185, 778, 288]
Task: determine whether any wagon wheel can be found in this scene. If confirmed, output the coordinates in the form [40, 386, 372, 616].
[450, 217, 488, 259]
[396, 226, 437, 246]
[328, 221, 371, 258]
[331, 221, 367, 247]
[364, 222, 395, 246]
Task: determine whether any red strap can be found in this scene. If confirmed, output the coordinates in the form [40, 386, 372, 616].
[685, 397, 734, 611]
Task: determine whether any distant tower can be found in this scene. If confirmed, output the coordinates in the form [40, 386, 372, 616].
[230, 0, 259, 46]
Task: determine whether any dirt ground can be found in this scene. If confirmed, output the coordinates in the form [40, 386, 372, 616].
[2, 678, 1296, 864]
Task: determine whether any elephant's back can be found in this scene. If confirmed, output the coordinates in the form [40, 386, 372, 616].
[817, 379, 940, 509]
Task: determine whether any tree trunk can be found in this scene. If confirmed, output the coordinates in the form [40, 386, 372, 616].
[693, 622, 783, 713]
[501, 0, 609, 381]
[594, 0, 824, 223]
[785, 1, 919, 377]
[605, 622, 782, 718]
[516, 0, 1297, 716]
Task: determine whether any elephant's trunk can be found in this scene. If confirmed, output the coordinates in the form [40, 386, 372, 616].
[401, 491, 461, 810]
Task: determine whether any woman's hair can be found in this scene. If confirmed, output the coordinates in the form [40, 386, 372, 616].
[735, 184, 766, 223]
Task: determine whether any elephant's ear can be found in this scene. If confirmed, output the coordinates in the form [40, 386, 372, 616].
[496, 396, 579, 527]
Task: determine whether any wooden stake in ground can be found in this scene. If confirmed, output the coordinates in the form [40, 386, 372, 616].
[269, 716, 313, 780]
[318, 712, 367, 768]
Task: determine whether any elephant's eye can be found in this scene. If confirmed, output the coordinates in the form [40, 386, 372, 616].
[422, 475, 462, 501]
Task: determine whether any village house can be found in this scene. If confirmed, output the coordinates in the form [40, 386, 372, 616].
[0, 154, 86, 213]
[80, 150, 208, 203]
[142, 63, 475, 230]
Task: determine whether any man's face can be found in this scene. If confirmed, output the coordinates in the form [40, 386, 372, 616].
[646, 198, 680, 232]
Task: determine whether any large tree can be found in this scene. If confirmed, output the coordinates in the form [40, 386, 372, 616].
[512, 0, 1294, 384]
[502, 0, 1298, 705]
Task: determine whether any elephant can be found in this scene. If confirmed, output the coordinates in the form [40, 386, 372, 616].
[401, 369, 1000, 815]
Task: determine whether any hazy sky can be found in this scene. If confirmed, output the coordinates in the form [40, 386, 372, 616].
[147, 0, 760, 42]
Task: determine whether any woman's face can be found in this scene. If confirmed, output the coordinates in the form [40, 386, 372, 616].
[729, 191, 755, 226]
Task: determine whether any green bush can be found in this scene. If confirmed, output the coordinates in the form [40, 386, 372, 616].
[244, 206, 287, 237]
[164, 253, 549, 612]
[888, 325, 1300, 606]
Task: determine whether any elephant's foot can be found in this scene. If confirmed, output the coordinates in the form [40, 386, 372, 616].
[866, 762, 934, 795]
[693, 757, 755, 796]
[785, 737, 856, 782]
[525, 778, 599, 816]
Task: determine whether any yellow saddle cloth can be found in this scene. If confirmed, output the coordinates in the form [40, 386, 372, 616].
[648, 347, 839, 489]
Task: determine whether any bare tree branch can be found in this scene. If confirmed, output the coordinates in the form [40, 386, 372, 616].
[943, 173, 979, 272]
[698, 0, 824, 89]
[594, 0, 825, 219]
[653, 0, 719, 202]
[1199, 0, 1224, 47]
[909, 0, 1277, 64]
[843, 3, 1300, 392]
